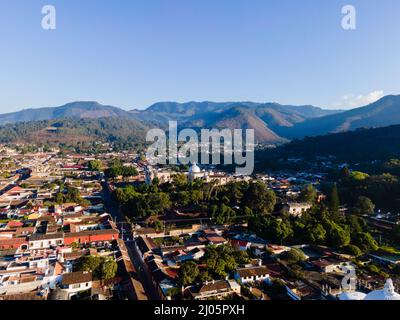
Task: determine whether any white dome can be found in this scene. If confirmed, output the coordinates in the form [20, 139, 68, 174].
[365, 279, 400, 301]
[338, 291, 366, 300]
[189, 162, 201, 174]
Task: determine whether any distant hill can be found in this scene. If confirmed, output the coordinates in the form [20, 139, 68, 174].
[133, 101, 339, 143]
[0, 101, 135, 125]
[0, 100, 341, 144]
[5, 96, 400, 145]
[182, 105, 288, 144]
[279, 95, 400, 138]
[266, 124, 400, 163]
[134, 101, 337, 124]
[0, 117, 149, 147]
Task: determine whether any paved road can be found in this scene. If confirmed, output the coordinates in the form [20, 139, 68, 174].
[125, 240, 161, 300]
[101, 180, 160, 300]
[101, 181, 123, 222]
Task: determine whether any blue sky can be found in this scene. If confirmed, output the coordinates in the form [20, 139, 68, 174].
[0, 0, 399, 113]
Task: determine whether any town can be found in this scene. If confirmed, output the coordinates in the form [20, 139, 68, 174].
[0, 144, 399, 301]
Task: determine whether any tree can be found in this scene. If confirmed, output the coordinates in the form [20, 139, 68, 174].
[339, 166, 351, 181]
[354, 232, 379, 253]
[328, 183, 340, 215]
[213, 259, 227, 278]
[153, 219, 163, 232]
[76, 256, 102, 274]
[175, 191, 190, 207]
[233, 250, 250, 265]
[299, 184, 317, 203]
[88, 160, 102, 171]
[148, 192, 171, 215]
[190, 190, 203, 205]
[243, 206, 254, 218]
[105, 165, 123, 179]
[122, 166, 138, 178]
[211, 204, 236, 225]
[173, 174, 188, 187]
[306, 223, 326, 244]
[243, 182, 276, 215]
[54, 192, 64, 204]
[198, 270, 212, 283]
[350, 171, 370, 181]
[248, 215, 294, 245]
[179, 261, 199, 286]
[280, 248, 306, 265]
[344, 244, 362, 257]
[352, 196, 375, 215]
[346, 215, 365, 237]
[325, 220, 350, 248]
[101, 259, 118, 280]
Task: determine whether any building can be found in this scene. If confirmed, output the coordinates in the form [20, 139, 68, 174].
[283, 202, 312, 217]
[311, 258, 354, 274]
[188, 162, 204, 182]
[235, 265, 270, 284]
[63, 229, 119, 245]
[0, 237, 28, 250]
[188, 280, 241, 300]
[338, 279, 400, 301]
[60, 271, 93, 299]
[28, 232, 64, 249]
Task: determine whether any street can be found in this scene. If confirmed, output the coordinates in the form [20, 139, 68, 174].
[101, 180, 160, 300]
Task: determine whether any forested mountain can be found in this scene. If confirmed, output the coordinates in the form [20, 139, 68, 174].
[0, 100, 340, 144]
[0, 101, 136, 126]
[257, 124, 400, 164]
[2, 96, 400, 146]
[0, 117, 148, 148]
[279, 95, 400, 138]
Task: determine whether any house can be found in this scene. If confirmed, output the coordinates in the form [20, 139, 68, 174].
[0, 237, 28, 250]
[63, 228, 119, 245]
[234, 265, 270, 284]
[234, 260, 270, 284]
[6, 220, 24, 229]
[28, 232, 64, 249]
[286, 281, 321, 300]
[168, 247, 205, 265]
[188, 280, 241, 300]
[202, 229, 227, 246]
[311, 258, 353, 273]
[283, 202, 312, 217]
[0, 263, 60, 295]
[231, 239, 251, 251]
[60, 271, 93, 299]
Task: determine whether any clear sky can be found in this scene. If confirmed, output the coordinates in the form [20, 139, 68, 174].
[1, 0, 400, 113]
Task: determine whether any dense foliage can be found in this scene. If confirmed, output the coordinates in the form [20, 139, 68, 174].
[178, 245, 249, 286]
[114, 178, 276, 222]
[75, 255, 118, 281]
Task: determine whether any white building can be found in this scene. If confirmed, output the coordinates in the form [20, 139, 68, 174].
[283, 202, 312, 217]
[338, 279, 400, 301]
[60, 271, 93, 299]
[28, 232, 64, 250]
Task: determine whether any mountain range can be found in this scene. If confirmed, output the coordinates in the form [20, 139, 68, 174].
[0, 95, 400, 145]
